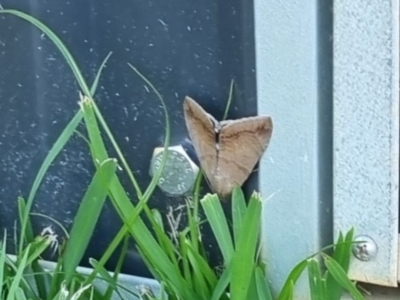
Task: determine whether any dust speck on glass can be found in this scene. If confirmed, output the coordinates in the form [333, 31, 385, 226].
[0, 0, 257, 278]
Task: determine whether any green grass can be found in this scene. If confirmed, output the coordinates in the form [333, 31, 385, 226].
[0, 7, 366, 300]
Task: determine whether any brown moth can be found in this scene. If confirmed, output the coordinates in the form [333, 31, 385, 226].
[183, 96, 273, 198]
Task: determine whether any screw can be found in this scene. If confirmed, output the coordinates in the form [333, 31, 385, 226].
[352, 235, 378, 261]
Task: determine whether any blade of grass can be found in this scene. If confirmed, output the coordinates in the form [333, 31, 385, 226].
[179, 233, 193, 285]
[80, 95, 184, 297]
[186, 250, 210, 299]
[222, 79, 235, 120]
[0, 231, 6, 298]
[89, 258, 125, 300]
[307, 258, 326, 300]
[185, 240, 218, 287]
[277, 260, 308, 300]
[3, 12, 88, 253]
[90, 52, 112, 95]
[22, 236, 52, 266]
[148, 209, 179, 267]
[21, 113, 82, 254]
[48, 261, 65, 298]
[210, 262, 232, 300]
[185, 241, 220, 298]
[17, 198, 34, 249]
[17, 199, 49, 299]
[63, 158, 117, 284]
[1, 257, 37, 299]
[3, 9, 198, 299]
[201, 194, 234, 263]
[231, 187, 246, 245]
[80, 63, 172, 267]
[104, 234, 130, 299]
[245, 269, 259, 300]
[230, 193, 261, 300]
[325, 228, 354, 300]
[332, 228, 354, 270]
[323, 254, 365, 300]
[15, 288, 28, 300]
[0, 9, 91, 95]
[278, 234, 357, 300]
[6, 245, 31, 300]
[287, 281, 295, 300]
[83, 63, 170, 215]
[127, 63, 171, 200]
[151, 209, 165, 232]
[84, 182, 199, 300]
[0, 9, 110, 256]
[81, 65, 200, 300]
[255, 266, 273, 300]
[187, 172, 203, 255]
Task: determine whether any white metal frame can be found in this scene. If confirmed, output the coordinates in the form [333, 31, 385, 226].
[333, 0, 399, 287]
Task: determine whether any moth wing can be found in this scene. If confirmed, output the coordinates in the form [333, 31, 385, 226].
[183, 97, 218, 184]
[214, 116, 273, 197]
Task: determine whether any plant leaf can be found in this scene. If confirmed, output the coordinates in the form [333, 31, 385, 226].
[277, 260, 308, 300]
[201, 194, 234, 263]
[325, 228, 354, 300]
[307, 258, 326, 300]
[255, 266, 273, 300]
[6, 245, 30, 300]
[63, 158, 117, 284]
[231, 187, 247, 246]
[323, 254, 365, 300]
[230, 193, 261, 300]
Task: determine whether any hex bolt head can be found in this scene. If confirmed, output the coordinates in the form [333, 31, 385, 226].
[149, 145, 199, 197]
[352, 235, 378, 262]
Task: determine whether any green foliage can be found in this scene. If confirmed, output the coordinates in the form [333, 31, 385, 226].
[0, 7, 366, 300]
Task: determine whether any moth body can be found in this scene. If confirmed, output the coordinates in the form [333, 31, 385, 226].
[183, 96, 273, 198]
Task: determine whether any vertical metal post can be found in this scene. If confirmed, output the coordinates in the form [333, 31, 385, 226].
[255, 0, 333, 297]
[333, 0, 399, 286]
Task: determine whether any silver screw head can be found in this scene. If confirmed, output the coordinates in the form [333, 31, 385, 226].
[149, 145, 199, 197]
[352, 235, 378, 261]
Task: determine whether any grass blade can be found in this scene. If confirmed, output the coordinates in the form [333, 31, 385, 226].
[90, 52, 112, 96]
[17, 198, 34, 250]
[323, 254, 365, 300]
[307, 258, 326, 300]
[6, 245, 31, 300]
[332, 228, 354, 272]
[325, 228, 354, 300]
[231, 187, 247, 246]
[0, 231, 7, 298]
[222, 79, 235, 120]
[277, 259, 308, 300]
[23, 236, 52, 266]
[201, 194, 234, 263]
[0, 9, 90, 95]
[19, 112, 82, 253]
[0, 9, 110, 256]
[63, 158, 117, 284]
[89, 258, 125, 300]
[255, 266, 273, 300]
[230, 193, 261, 300]
[15, 288, 28, 300]
[127, 63, 171, 200]
[210, 263, 232, 300]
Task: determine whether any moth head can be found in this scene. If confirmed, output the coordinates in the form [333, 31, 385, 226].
[212, 119, 222, 134]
